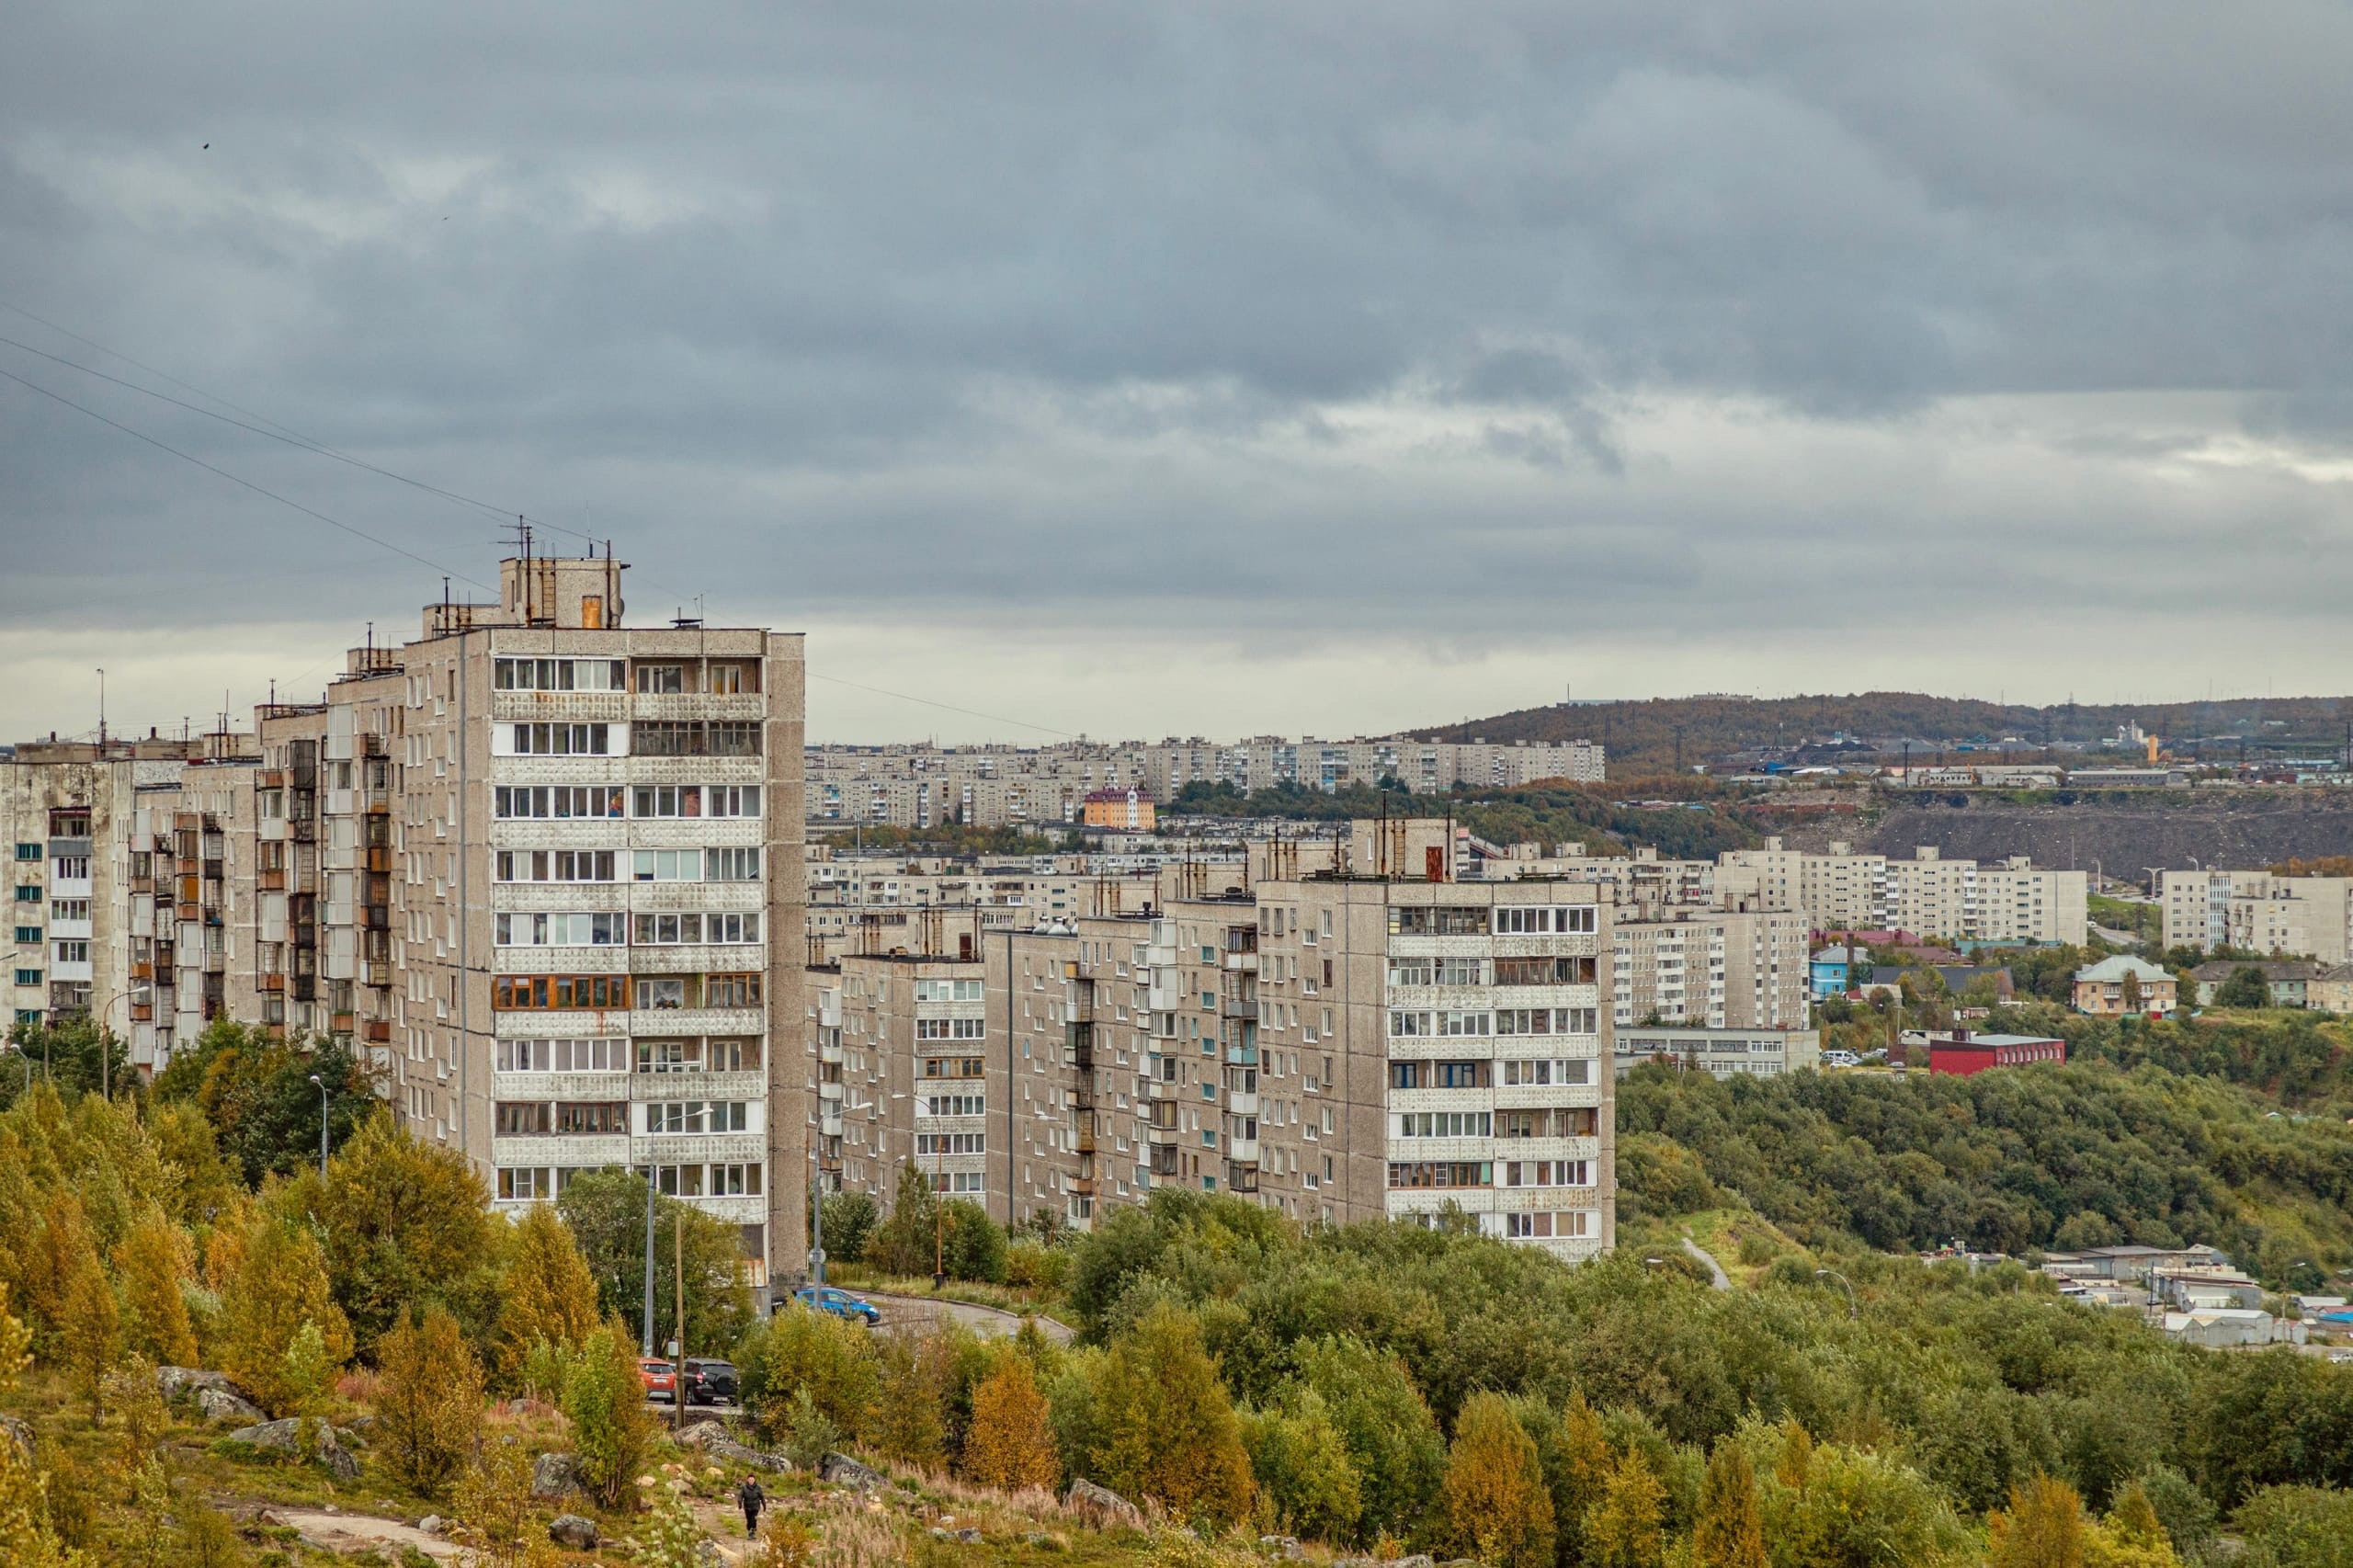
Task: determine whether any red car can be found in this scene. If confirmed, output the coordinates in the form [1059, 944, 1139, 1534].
[639, 1358, 677, 1402]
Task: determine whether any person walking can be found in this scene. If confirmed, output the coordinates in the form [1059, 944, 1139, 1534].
[737, 1475, 766, 1539]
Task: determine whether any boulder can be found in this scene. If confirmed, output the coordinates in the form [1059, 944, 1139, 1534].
[417, 1516, 444, 1536]
[157, 1366, 241, 1403]
[548, 1514, 599, 1550]
[676, 1423, 791, 1472]
[197, 1387, 266, 1426]
[531, 1450, 580, 1499]
[819, 1452, 888, 1491]
[1258, 1537, 1302, 1560]
[222, 1418, 359, 1480]
[1064, 1478, 1143, 1528]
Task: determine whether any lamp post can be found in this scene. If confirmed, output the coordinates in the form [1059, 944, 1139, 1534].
[1814, 1267, 1859, 1320]
[308, 1074, 329, 1176]
[642, 1162, 658, 1357]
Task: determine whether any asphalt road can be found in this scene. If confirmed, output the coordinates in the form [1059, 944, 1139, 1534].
[858, 1290, 1075, 1343]
[1681, 1235, 1733, 1291]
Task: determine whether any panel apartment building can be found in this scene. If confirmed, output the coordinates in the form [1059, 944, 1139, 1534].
[1716, 839, 2087, 946]
[2158, 869, 2353, 963]
[808, 840, 1617, 1264]
[4, 554, 810, 1293]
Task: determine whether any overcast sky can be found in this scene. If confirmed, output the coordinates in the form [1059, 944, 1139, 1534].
[6, 3, 2352, 744]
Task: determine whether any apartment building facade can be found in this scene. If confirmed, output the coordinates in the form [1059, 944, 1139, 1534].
[1610, 907, 1811, 1032]
[2158, 869, 2353, 963]
[6, 555, 810, 1296]
[1716, 839, 2086, 945]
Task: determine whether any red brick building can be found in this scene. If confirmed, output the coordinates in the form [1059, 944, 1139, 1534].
[1927, 1031, 2066, 1075]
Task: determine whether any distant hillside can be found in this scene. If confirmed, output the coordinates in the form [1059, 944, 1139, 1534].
[1419, 691, 2353, 775]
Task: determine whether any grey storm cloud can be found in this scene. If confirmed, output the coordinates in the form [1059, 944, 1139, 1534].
[6, 0, 2353, 715]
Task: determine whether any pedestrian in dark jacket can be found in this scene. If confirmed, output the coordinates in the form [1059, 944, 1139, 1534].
[738, 1475, 766, 1538]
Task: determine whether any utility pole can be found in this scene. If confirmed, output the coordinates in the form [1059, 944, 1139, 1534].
[674, 1212, 687, 1434]
[642, 1165, 657, 1356]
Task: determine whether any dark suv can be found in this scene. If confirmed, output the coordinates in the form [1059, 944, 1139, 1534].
[685, 1358, 738, 1405]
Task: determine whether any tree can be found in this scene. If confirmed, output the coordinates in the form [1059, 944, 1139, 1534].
[114, 1211, 199, 1368]
[1088, 1302, 1254, 1528]
[1694, 1442, 1768, 1568]
[1589, 1449, 1665, 1568]
[868, 1163, 943, 1278]
[870, 1326, 951, 1468]
[817, 1189, 878, 1265]
[2214, 967, 2272, 1009]
[51, 1196, 120, 1415]
[1292, 1335, 1444, 1545]
[1442, 1391, 1554, 1568]
[217, 1214, 353, 1416]
[494, 1203, 601, 1383]
[375, 1306, 486, 1494]
[302, 1115, 498, 1350]
[964, 1356, 1060, 1492]
[740, 1301, 881, 1445]
[1990, 1473, 2087, 1568]
[563, 1320, 658, 1509]
[154, 1023, 373, 1186]
[451, 1437, 560, 1568]
[1239, 1392, 1364, 1544]
[2120, 970, 2144, 1016]
[557, 1170, 755, 1355]
[944, 1199, 1008, 1284]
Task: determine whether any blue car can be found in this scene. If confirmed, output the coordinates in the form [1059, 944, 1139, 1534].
[792, 1286, 881, 1326]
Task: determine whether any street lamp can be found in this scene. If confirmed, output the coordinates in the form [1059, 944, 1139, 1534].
[1814, 1267, 1859, 1320]
[308, 1074, 330, 1176]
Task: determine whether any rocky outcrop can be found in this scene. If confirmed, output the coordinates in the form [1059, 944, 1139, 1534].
[548, 1514, 599, 1550]
[222, 1418, 361, 1480]
[676, 1422, 791, 1471]
[197, 1387, 267, 1426]
[0, 1415, 29, 1454]
[819, 1452, 888, 1491]
[1064, 1478, 1143, 1527]
[157, 1366, 243, 1403]
[530, 1451, 579, 1499]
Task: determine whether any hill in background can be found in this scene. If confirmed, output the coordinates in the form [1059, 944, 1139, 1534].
[1415, 691, 2353, 776]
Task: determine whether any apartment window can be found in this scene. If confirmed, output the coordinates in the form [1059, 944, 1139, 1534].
[13, 927, 38, 945]
[1495, 955, 1597, 985]
[645, 1101, 749, 1134]
[915, 1131, 986, 1155]
[709, 664, 750, 695]
[1438, 1010, 1492, 1037]
[1390, 907, 1485, 936]
[704, 847, 761, 881]
[554, 1102, 629, 1134]
[915, 978, 985, 1002]
[629, 849, 701, 882]
[1387, 959, 1433, 986]
[916, 1017, 985, 1040]
[51, 941, 88, 965]
[495, 850, 617, 883]
[13, 845, 40, 862]
[11, 889, 35, 904]
[495, 913, 625, 946]
[636, 977, 688, 1010]
[52, 858, 88, 881]
[706, 972, 762, 1009]
[638, 1040, 704, 1074]
[1388, 1010, 1430, 1038]
[509, 722, 610, 756]
[631, 721, 761, 757]
[494, 658, 625, 691]
[708, 786, 761, 817]
[1386, 1161, 1492, 1189]
[920, 1094, 986, 1117]
[708, 1162, 763, 1195]
[13, 970, 40, 987]
[491, 974, 630, 1011]
[495, 1167, 557, 1200]
[654, 1164, 706, 1196]
[1394, 1111, 1492, 1138]
[708, 1039, 762, 1071]
[633, 785, 703, 818]
[496, 1037, 629, 1073]
[50, 900, 88, 924]
[495, 785, 623, 819]
[922, 1057, 985, 1078]
[494, 1101, 551, 1135]
[636, 665, 685, 694]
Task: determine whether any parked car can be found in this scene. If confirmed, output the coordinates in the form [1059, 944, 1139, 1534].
[686, 1358, 739, 1404]
[1822, 1050, 1861, 1069]
[639, 1357, 677, 1402]
[792, 1285, 882, 1326]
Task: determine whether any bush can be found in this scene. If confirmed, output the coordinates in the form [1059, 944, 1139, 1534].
[818, 1190, 879, 1266]
[562, 1321, 657, 1508]
[740, 1302, 880, 1445]
[374, 1305, 485, 1495]
[1006, 1239, 1070, 1293]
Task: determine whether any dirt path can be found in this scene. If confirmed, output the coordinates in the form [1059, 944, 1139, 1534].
[263, 1506, 462, 1562]
[858, 1290, 1075, 1343]
[1680, 1234, 1733, 1291]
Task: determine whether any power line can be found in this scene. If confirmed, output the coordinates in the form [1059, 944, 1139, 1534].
[806, 672, 1076, 737]
[0, 363, 496, 592]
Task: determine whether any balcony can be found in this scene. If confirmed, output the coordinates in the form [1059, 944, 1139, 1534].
[820, 1111, 845, 1138]
[259, 869, 286, 892]
[1221, 995, 1257, 1020]
[1222, 950, 1258, 972]
[1227, 1090, 1259, 1117]
[817, 1081, 845, 1104]
[330, 1011, 356, 1035]
[130, 960, 152, 981]
[365, 961, 391, 990]
[1147, 1123, 1183, 1148]
[365, 1019, 392, 1043]
[1228, 1138, 1260, 1164]
[258, 972, 286, 993]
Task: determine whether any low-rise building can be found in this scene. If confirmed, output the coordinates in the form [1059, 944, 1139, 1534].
[1927, 1032, 2066, 1075]
[2162, 1310, 2302, 1349]
[1614, 1027, 1819, 1079]
[2188, 959, 2324, 1007]
[2072, 955, 2177, 1017]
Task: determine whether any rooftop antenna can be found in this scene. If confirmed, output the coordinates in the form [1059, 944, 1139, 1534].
[96, 668, 105, 744]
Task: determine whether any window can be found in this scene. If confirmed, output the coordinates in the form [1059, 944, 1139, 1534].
[1394, 1111, 1492, 1138]
[494, 1101, 551, 1135]
[52, 858, 88, 881]
[644, 1100, 750, 1133]
[492, 974, 630, 1010]
[704, 847, 761, 881]
[632, 721, 761, 757]
[494, 658, 624, 691]
[915, 1131, 986, 1154]
[495, 913, 625, 946]
[916, 1017, 985, 1040]
[707, 1162, 763, 1195]
[13, 927, 38, 944]
[654, 1164, 705, 1196]
[49, 900, 88, 924]
[1387, 959, 1432, 986]
[708, 786, 761, 817]
[1494, 905, 1598, 935]
[922, 1057, 985, 1078]
[707, 1039, 761, 1071]
[920, 1094, 986, 1117]
[51, 941, 88, 965]
[709, 664, 748, 694]
[497, 1037, 629, 1073]
[636, 977, 688, 1010]
[1387, 1010, 1430, 1038]
[495, 786, 623, 819]
[11, 888, 36, 903]
[1386, 1161, 1492, 1189]
[706, 972, 762, 1009]
[629, 849, 701, 882]
[1438, 1010, 1491, 1037]
[915, 978, 984, 1002]
[555, 1102, 629, 1134]
[632, 785, 703, 818]
[495, 850, 617, 882]
[1389, 906, 1487, 936]
[639, 1040, 703, 1073]
[1495, 955, 1597, 985]
[496, 1167, 557, 1200]
[14, 970, 40, 987]
[637, 664, 685, 694]
[13, 845, 40, 862]
[509, 722, 611, 755]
